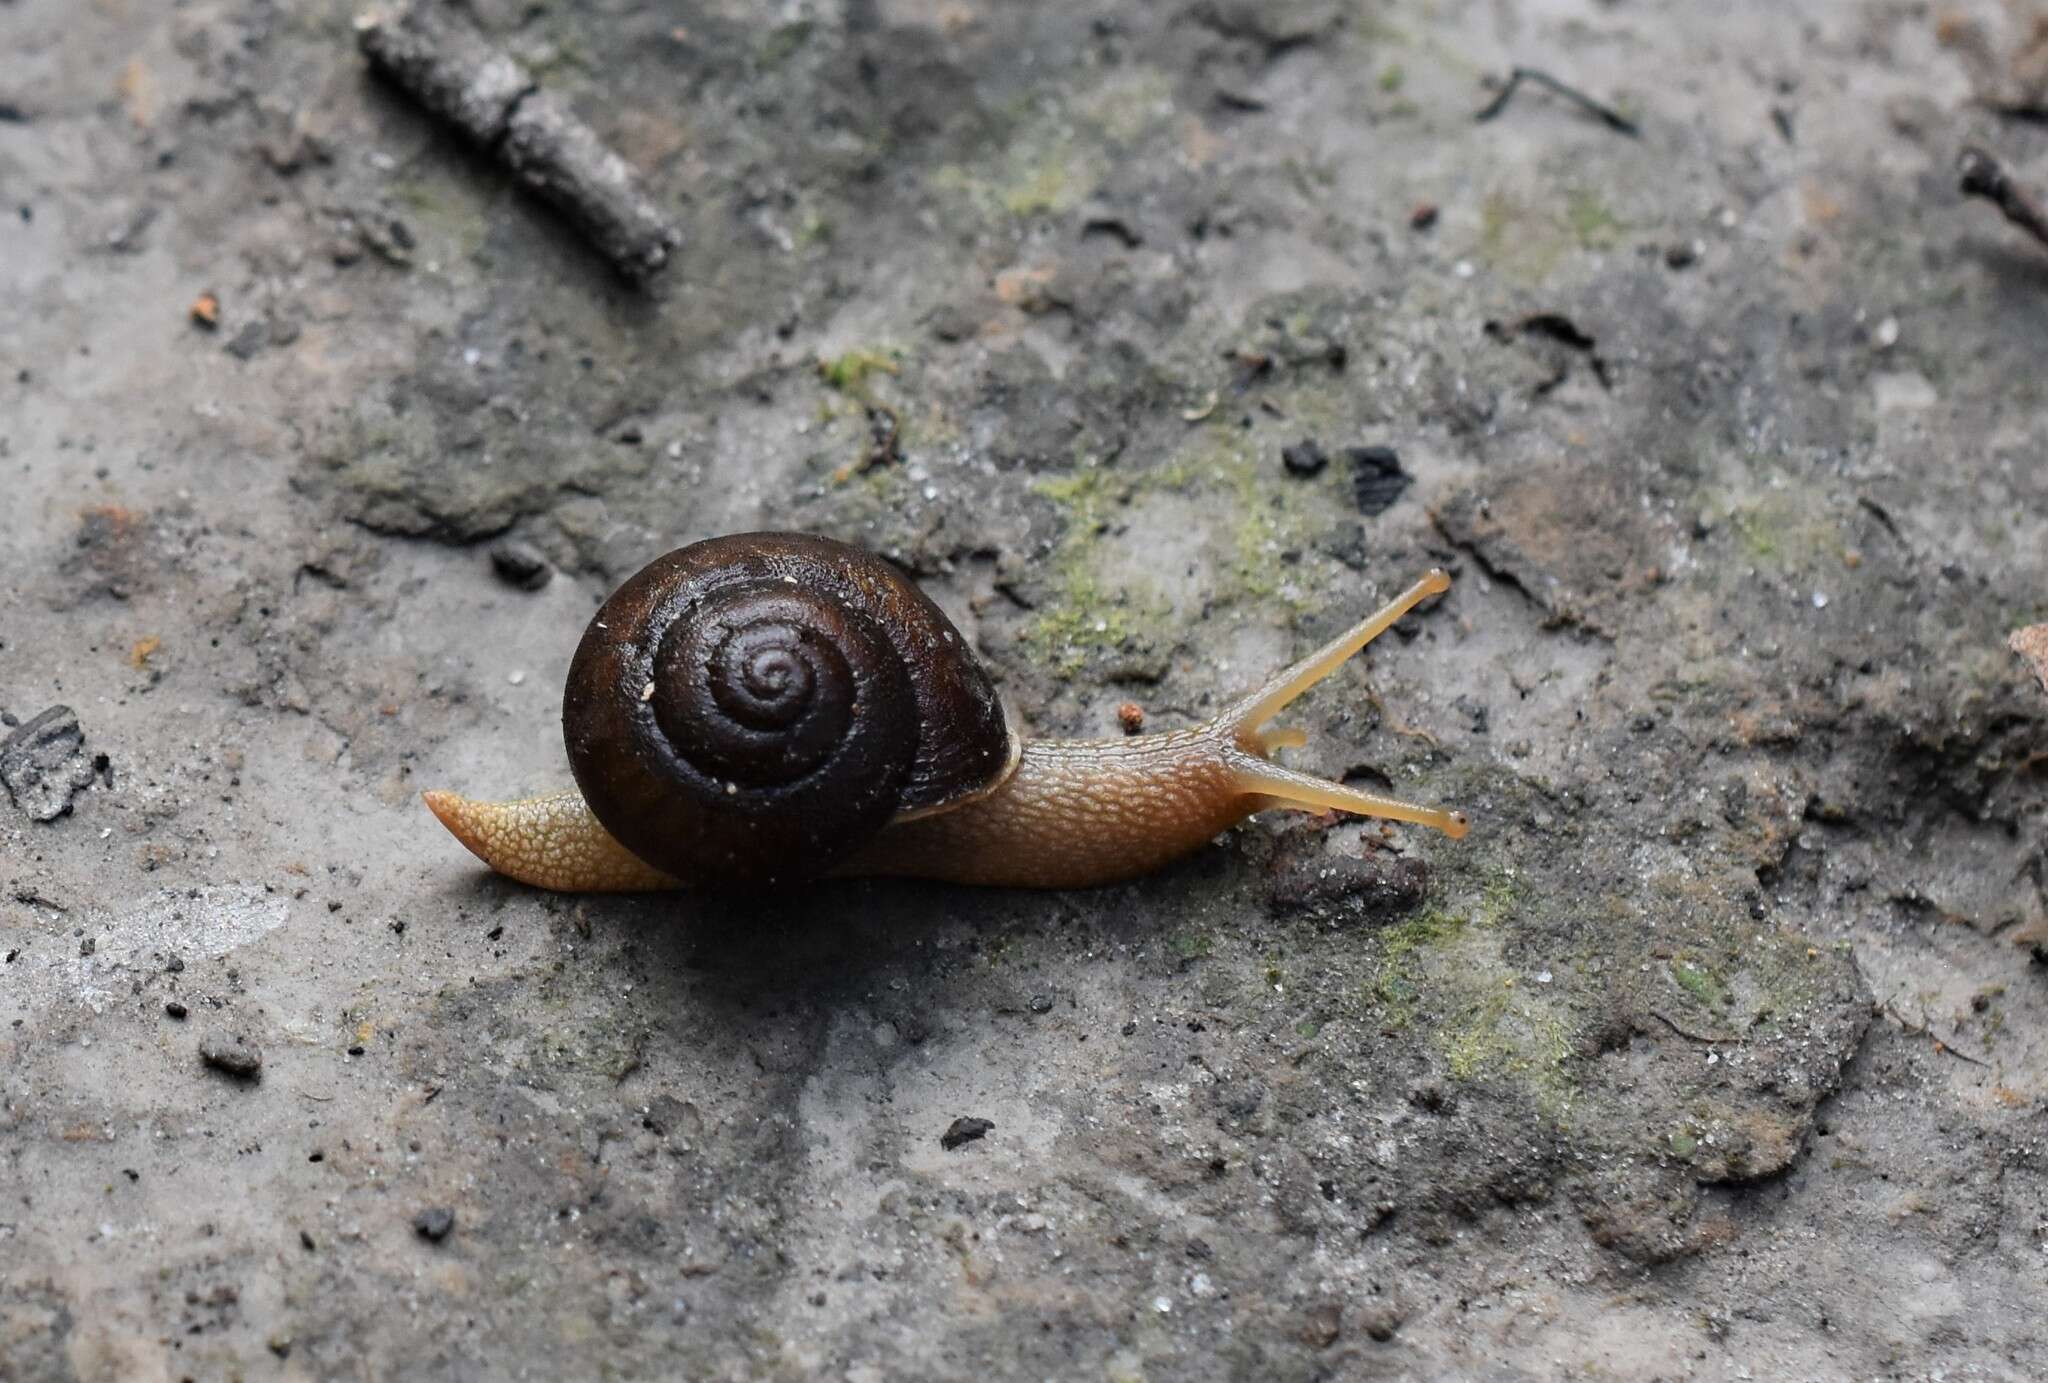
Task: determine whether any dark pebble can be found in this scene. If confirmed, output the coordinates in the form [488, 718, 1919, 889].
[488, 540, 552, 591]
[1346, 446, 1410, 516]
[165, 1001, 188, 1020]
[1281, 439, 1328, 476]
[1028, 994, 1053, 1014]
[198, 1030, 262, 1079]
[1362, 1304, 1403, 1342]
[166, 954, 184, 973]
[1665, 240, 1700, 269]
[224, 321, 268, 360]
[940, 1116, 994, 1151]
[413, 1206, 455, 1242]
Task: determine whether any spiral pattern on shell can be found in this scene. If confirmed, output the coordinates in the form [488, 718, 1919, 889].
[562, 533, 1013, 886]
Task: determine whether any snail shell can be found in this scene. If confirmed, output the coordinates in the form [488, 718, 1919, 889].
[561, 532, 1016, 886]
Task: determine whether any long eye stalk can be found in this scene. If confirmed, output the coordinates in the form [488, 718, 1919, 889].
[1211, 569, 1469, 839]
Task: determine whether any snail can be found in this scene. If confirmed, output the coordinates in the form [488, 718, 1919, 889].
[424, 532, 1469, 891]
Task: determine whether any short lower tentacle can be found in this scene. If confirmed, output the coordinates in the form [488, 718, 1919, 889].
[422, 789, 681, 892]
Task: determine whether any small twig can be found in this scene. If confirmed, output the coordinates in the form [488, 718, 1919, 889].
[1882, 999, 1992, 1068]
[355, 3, 680, 284]
[1360, 689, 1440, 747]
[832, 402, 903, 483]
[1649, 1010, 1742, 1046]
[1475, 67, 1639, 137]
[1958, 146, 2048, 252]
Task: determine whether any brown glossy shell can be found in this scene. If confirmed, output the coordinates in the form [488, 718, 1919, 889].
[562, 533, 1013, 886]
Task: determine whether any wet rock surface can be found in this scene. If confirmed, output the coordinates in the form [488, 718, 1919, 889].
[2, 1, 2045, 1378]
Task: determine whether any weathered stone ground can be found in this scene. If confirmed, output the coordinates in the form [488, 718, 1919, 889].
[4, 0, 2046, 1378]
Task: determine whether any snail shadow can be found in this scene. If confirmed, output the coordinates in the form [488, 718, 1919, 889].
[605, 876, 1073, 1018]
[429, 846, 1245, 1079]
[1960, 234, 2048, 301]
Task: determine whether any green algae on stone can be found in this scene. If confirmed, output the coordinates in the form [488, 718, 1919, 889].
[817, 347, 902, 394]
[934, 137, 1104, 223]
[1368, 906, 1467, 1029]
[1360, 870, 1575, 1114]
[1020, 466, 1170, 677]
[1564, 189, 1624, 249]
[1670, 955, 1730, 1011]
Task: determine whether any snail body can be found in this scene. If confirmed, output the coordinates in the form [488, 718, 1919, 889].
[425, 533, 1468, 892]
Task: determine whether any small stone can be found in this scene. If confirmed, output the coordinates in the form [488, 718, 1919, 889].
[1302, 1302, 1342, 1348]
[1665, 240, 1702, 269]
[1281, 439, 1329, 476]
[1, 706, 98, 821]
[1116, 701, 1145, 735]
[1410, 1083, 1448, 1113]
[412, 1206, 455, 1242]
[224, 321, 268, 360]
[164, 1001, 188, 1020]
[1408, 202, 1438, 231]
[198, 1030, 262, 1080]
[1028, 994, 1054, 1014]
[940, 1116, 994, 1151]
[1361, 1304, 1403, 1342]
[1345, 446, 1410, 516]
[488, 540, 552, 591]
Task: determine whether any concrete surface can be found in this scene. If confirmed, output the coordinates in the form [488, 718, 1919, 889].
[2, 0, 2045, 1378]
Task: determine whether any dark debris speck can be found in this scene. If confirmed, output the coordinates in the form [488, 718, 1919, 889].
[1281, 439, 1328, 476]
[412, 1206, 455, 1242]
[940, 1117, 994, 1151]
[488, 540, 552, 591]
[1346, 446, 1410, 516]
